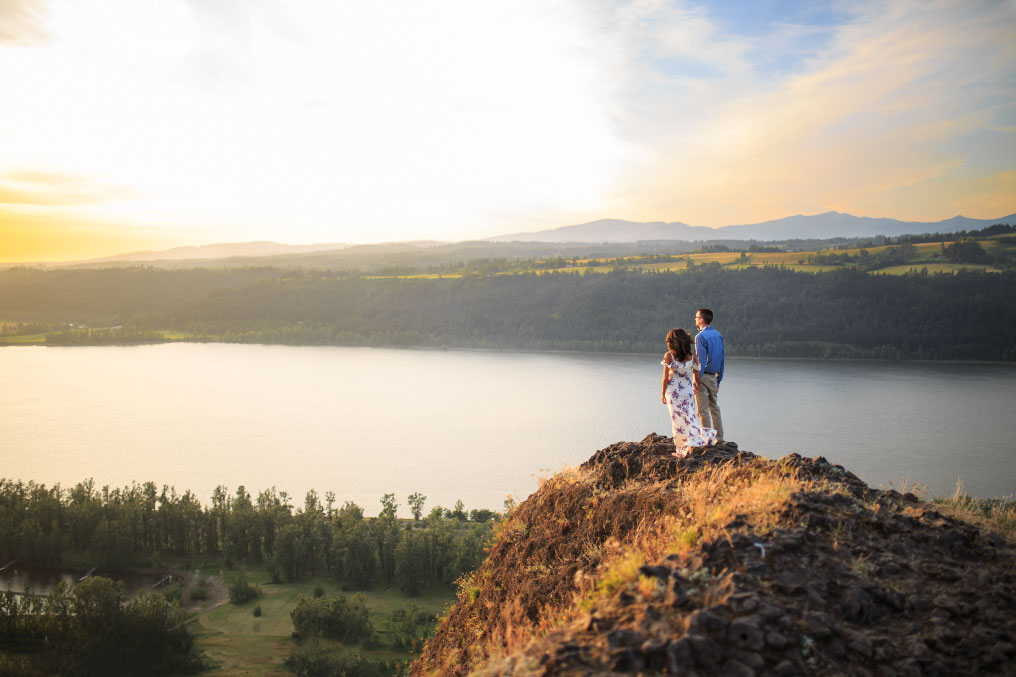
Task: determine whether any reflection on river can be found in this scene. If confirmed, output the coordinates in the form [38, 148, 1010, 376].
[2, 344, 1015, 513]
[0, 561, 168, 597]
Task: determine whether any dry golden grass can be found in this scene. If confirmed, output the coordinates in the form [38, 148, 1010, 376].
[417, 457, 828, 676]
[934, 480, 1016, 540]
[576, 460, 816, 614]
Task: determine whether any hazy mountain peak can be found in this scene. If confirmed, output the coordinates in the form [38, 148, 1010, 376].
[71, 241, 353, 264]
[486, 211, 1016, 243]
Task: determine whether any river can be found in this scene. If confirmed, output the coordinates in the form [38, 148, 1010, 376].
[2, 343, 1014, 513]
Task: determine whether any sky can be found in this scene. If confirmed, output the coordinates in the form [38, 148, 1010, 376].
[0, 0, 1014, 261]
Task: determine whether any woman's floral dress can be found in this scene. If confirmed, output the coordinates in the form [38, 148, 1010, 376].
[662, 354, 717, 455]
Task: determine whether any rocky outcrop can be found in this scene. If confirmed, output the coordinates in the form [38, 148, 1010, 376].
[412, 435, 1016, 676]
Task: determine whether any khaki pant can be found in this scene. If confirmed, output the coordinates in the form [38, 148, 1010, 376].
[695, 373, 723, 442]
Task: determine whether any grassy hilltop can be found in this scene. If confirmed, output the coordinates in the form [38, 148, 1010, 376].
[412, 438, 1016, 675]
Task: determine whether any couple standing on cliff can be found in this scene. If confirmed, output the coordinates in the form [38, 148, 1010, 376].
[660, 308, 724, 458]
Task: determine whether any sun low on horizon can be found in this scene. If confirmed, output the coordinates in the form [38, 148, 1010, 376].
[1, 0, 1013, 263]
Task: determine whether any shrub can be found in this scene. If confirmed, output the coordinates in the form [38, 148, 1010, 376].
[9, 577, 206, 675]
[290, 593, 373, 643]
[387, 601, 430, 650]
[228, 573, 258, 605]
[253, 605, 262, 617]
[313, 586, 325, 598]
[188, 579, 208, 601]
[162, 582, 182, 604]
[284, 639, 396, 677]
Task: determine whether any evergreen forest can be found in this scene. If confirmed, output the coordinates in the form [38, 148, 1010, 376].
[0, 478, 495, 674]
[2, 264, 1014, 360]
[0, 479, 493, 594]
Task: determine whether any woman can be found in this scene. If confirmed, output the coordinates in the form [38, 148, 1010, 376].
[661, 328, 717, 456]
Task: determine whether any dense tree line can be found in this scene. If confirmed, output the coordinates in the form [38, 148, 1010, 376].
[0, 479, 493, 594]
[140, 266, 1016, 360]
[0, 266, 280, 325]
[0, 577, 203, 676]
[0, 321, 54, 336]
[811, 238, 995, 268]
[943, 240, 991, 264]
[45, 327, 167, 344]
[2, 265, 1014, 360]
[857, 222, 1015, 247]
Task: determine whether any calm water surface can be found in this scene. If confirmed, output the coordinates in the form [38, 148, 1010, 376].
[2, 344, 1014, 513]
[0, 562, 166, 598]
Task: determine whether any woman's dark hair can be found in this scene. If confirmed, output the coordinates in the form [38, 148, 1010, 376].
[666, 328, 694, 362]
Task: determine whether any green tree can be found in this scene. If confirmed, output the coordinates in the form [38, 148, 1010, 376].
[394, 531, 428, 596]
[387, 601, 427, 650]
[228, 572, 258, 604]
[944, 239, 989, 264]
[408, 492, 426, 521]
[374, 493, 401, 583]
[379, 493, 398, 521]
[272, 523, 307, 581]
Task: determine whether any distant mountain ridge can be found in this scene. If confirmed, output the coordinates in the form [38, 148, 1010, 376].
[76, 240, 353, 263]
[17, 211, 1016, 268]
[486, 211, 1016, 243]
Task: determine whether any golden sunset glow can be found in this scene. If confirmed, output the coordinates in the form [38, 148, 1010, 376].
[1, 0, 1013, 261]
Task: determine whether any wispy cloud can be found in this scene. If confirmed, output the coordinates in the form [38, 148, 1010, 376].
[0, 0, 630, 242]
[604, 0, 1016, 224]
[0, 0, 1011, 257]
[0, 0, 49, 45]
[0, 171, 135, 206]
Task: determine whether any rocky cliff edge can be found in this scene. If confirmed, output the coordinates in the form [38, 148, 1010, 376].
[411, 435, 1016, 676]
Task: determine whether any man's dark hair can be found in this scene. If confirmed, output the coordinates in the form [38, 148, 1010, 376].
[697, 308, 713, 325]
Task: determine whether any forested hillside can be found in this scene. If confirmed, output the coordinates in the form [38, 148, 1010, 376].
[0, 478, 492, 594]
[2, 266, 1013, 360]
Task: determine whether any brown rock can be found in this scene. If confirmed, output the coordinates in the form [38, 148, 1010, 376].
[730, 648, 764, 670]
[410, 437, 1016, 677]
[728, 592, 761, 614]
[765, 630, 790, 650]
[800, 610, 834, 639]
[718, 658, 755, 677]
[892, 658, 923, 677]
[640, 637, 667, 669]
[771, 659, 803, 676]
[665, 637, 695, 673]
[729, 616, 766, 652]
[606, 628, 642, 649]
[610, 647, 645, 672]
[841, 628, 873, 658]
[688, 608, 728, 636]
[686, 632, 721, 672]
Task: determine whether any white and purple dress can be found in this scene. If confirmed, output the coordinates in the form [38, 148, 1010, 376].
[662, 354, 717, 455]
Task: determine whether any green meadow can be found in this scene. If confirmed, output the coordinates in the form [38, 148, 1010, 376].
[185, 565, 453, 676]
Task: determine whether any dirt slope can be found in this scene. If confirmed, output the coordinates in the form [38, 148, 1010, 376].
[411, 435, 1016, 676]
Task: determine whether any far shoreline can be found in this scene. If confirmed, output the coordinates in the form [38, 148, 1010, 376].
[3, 337, 1016, 366]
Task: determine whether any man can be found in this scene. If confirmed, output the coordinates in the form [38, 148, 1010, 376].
[694, 308, 724, 443]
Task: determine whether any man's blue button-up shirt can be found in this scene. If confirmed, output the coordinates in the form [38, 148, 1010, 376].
[695, 326, 725, 385]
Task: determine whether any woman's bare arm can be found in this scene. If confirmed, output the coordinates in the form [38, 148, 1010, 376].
[661, 353, 671, 403]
